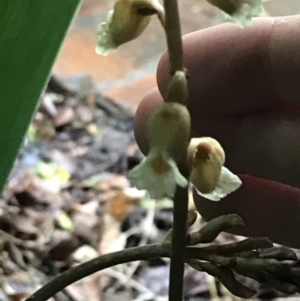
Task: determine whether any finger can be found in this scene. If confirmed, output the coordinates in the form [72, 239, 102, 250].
[194, 175, 300, 248]
[135, 88, 300, 187]
[135, 15, 300, 159]
[133, 16, 300, 248]
[134, 89, 300, 248]
[157, 15, 300, 117]
[134, 88, 162, 154]
[135, 16, 300, 185]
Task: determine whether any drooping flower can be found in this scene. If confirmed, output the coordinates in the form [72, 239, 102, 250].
[96, 0, 165, 56]
[207, 0, 268, 28]
[129, 149, 188, 199]
[187, 137, 242, 201]
[129, 102, 191, 199]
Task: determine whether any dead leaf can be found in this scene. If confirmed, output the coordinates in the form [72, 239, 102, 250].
[107, 191, 139, 222]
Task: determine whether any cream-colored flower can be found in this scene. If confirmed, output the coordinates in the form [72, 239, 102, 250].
[129, 102, 191, 199]
[187, 137, 242, 201]
[96, 0, 164, 56]
[194, 166, 242, 201]
[129, 149, 188, 199]
[207, 0, 268, 28]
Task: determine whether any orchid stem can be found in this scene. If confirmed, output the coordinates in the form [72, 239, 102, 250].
[162, 0, 189, 299]
[169, 182, 189, 301]
[163, 0, 184, 74]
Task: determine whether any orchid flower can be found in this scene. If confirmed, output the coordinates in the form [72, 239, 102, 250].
[96, 0, 164, 56]
[129, 102, 191, 199]
[187, 137, 242, 201]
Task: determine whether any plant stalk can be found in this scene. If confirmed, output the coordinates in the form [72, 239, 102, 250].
[163, 0, 184, 74]
[169, 183, 189, 301]
[162, 0, 188, 299]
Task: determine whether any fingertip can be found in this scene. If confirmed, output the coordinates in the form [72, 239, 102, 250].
[193, 175, 300, 248]
[134, 88, 163, 154]
[156, 16, 300, 116]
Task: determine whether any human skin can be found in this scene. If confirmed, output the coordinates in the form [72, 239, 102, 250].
[134, 15, 300, 248]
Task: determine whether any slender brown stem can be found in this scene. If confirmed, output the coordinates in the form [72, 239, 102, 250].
[26, 244, 169, 301]
[162, 0, 188, 299]
[163, 0, 184, 74]
[160, 0, 188, 299]
[169, 184, 189, 301]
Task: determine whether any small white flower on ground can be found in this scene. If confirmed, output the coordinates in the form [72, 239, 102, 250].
[188, 137, 242, 201]
[96, 0, 164, 56]
[207, 0, 268, 28]
[129, 150, 188, 199]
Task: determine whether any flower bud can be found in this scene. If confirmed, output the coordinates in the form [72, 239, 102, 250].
[148, 102, 191, 161]
[163, 70, 189, 106]
[188, 137, 242, 201]
[207, 0, 268, 28]
[96, 0, 165, 56]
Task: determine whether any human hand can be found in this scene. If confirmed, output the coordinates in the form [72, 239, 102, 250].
[134, 15, 300, 248]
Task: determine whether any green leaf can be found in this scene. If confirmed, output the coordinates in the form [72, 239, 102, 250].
[0, 0, 81, 194]
[36, 161, 59, 179]
[56, 212, 74, 232]
[26, 124, 39, 141]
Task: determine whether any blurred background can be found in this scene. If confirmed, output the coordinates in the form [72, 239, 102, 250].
[54, 0, 300, 109]
[1, 1, 300, 301]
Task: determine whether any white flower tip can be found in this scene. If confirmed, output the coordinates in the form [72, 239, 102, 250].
[220, 0, 267, 28]
[176, 173, 189, 188]
[129, 151, 188, 199]
[124, 187, 147, 199]
[95, 44, 117, 56]
[195, 166, 242, 201]
[95, 10, 118, 56]
[222, 11, 253, 28]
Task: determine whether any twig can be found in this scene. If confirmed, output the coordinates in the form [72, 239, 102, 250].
[102, 268, 157, 296]
[234, 267, 299, 295]
[188, 259, 256, 298]
[188, 214, 244, 245]
[0, 228, 52, 250]
[199, 237, 273, 255]
[26, 243, 169, 301]
[163, 0, 183, 74]
[164, 209, 197, 242]
[259, 247, 297, 261]
[24, 213, 300, 301]
[46, 75, 75, 96]
[187, 248, 293, 275]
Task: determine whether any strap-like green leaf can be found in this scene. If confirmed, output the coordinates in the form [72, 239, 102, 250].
[0, 0, 81, 193]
